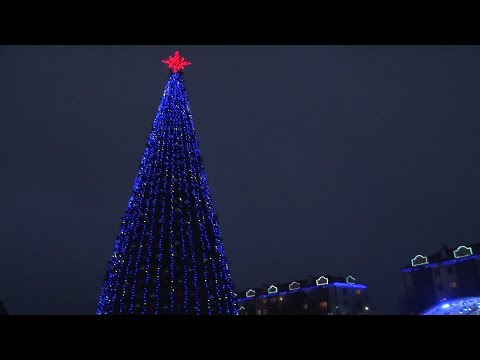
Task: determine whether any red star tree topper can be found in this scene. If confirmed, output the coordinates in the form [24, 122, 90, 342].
[162, 51, 191, 73]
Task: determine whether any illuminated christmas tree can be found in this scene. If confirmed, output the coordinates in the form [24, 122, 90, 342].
[97, 51, 238, 315]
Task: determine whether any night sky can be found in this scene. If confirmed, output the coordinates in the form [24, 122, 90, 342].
[1, 45, 480, 315]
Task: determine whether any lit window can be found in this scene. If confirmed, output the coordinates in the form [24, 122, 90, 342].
[263, 309, 268, 315]
[279, 297, 283, 301]
[449, 282, 457, 288]
[256, 310, 261, 315]
[303, 304, 308, 310]
[319, 301, 328, 310]
[355, 289, 361, 295]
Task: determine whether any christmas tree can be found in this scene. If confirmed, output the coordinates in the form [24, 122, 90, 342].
[97, 51, 238, 315]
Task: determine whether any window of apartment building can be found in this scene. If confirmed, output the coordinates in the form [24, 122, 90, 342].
[447, 267, 454, 275]
[436, 284, 444, 291]
[256, 309, 261, 315]
[279, 297, 283, 301]
[434, 268, 441, 276]
[355, 289, 361, 295]
[449, 281, 457, 288]
[263, 309, 268, 315]
[319, 301, 328, 310]
[303, 304, 308, 310]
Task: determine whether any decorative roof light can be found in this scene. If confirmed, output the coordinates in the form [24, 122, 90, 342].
[267, 285, 278, 294]
[411, 255, 428, 267]
[289, 282, 300, 291]
[453, 246, 473, 259]
[316, 276, 329, 286]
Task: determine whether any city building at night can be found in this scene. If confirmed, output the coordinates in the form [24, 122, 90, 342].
[236, 275, 369, 315]
[401, 242, 480, 315]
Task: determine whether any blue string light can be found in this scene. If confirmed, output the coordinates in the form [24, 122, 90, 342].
[97, 72, 237, 314]
[182, 128, 201, 313]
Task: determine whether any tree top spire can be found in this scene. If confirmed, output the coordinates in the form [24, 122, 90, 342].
[162, 51, 191, 73]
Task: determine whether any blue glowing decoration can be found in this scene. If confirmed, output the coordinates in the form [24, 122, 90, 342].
[267, 285, 278, 294]
[346, 276, 355, 284]
[96, 69, 237, 315]
[236, 282, 367, 303]
[453, 245, 473, 259]
[421, 297, 480, 315]
[411, 255, 428, 267]
[331, 282, 366, 289]
[316, 276, 328, 286]
[289, 282, 300, 291]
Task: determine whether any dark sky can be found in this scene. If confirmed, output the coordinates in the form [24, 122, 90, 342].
[1, 45, 480, 315]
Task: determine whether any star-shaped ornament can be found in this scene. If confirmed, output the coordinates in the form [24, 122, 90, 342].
[162, 51, 191, 73]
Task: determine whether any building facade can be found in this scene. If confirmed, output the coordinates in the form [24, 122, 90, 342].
[236, 275, 369, 315]
[401, 243, 480, 314]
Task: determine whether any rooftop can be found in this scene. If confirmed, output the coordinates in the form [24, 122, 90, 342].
[402, 242, 480, 272]
[236, 274, 366, 301]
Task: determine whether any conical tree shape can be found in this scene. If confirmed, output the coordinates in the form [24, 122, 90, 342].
[97, 68, 237, 315]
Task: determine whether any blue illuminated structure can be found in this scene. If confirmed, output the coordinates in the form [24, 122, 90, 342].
[421, 297, 480, 315]
[97, 54, 237, 315]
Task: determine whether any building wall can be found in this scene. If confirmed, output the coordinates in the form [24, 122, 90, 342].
[432, 264, 459, 301]
[403, 267, 436, 314]
[402, 245, 480, 314]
